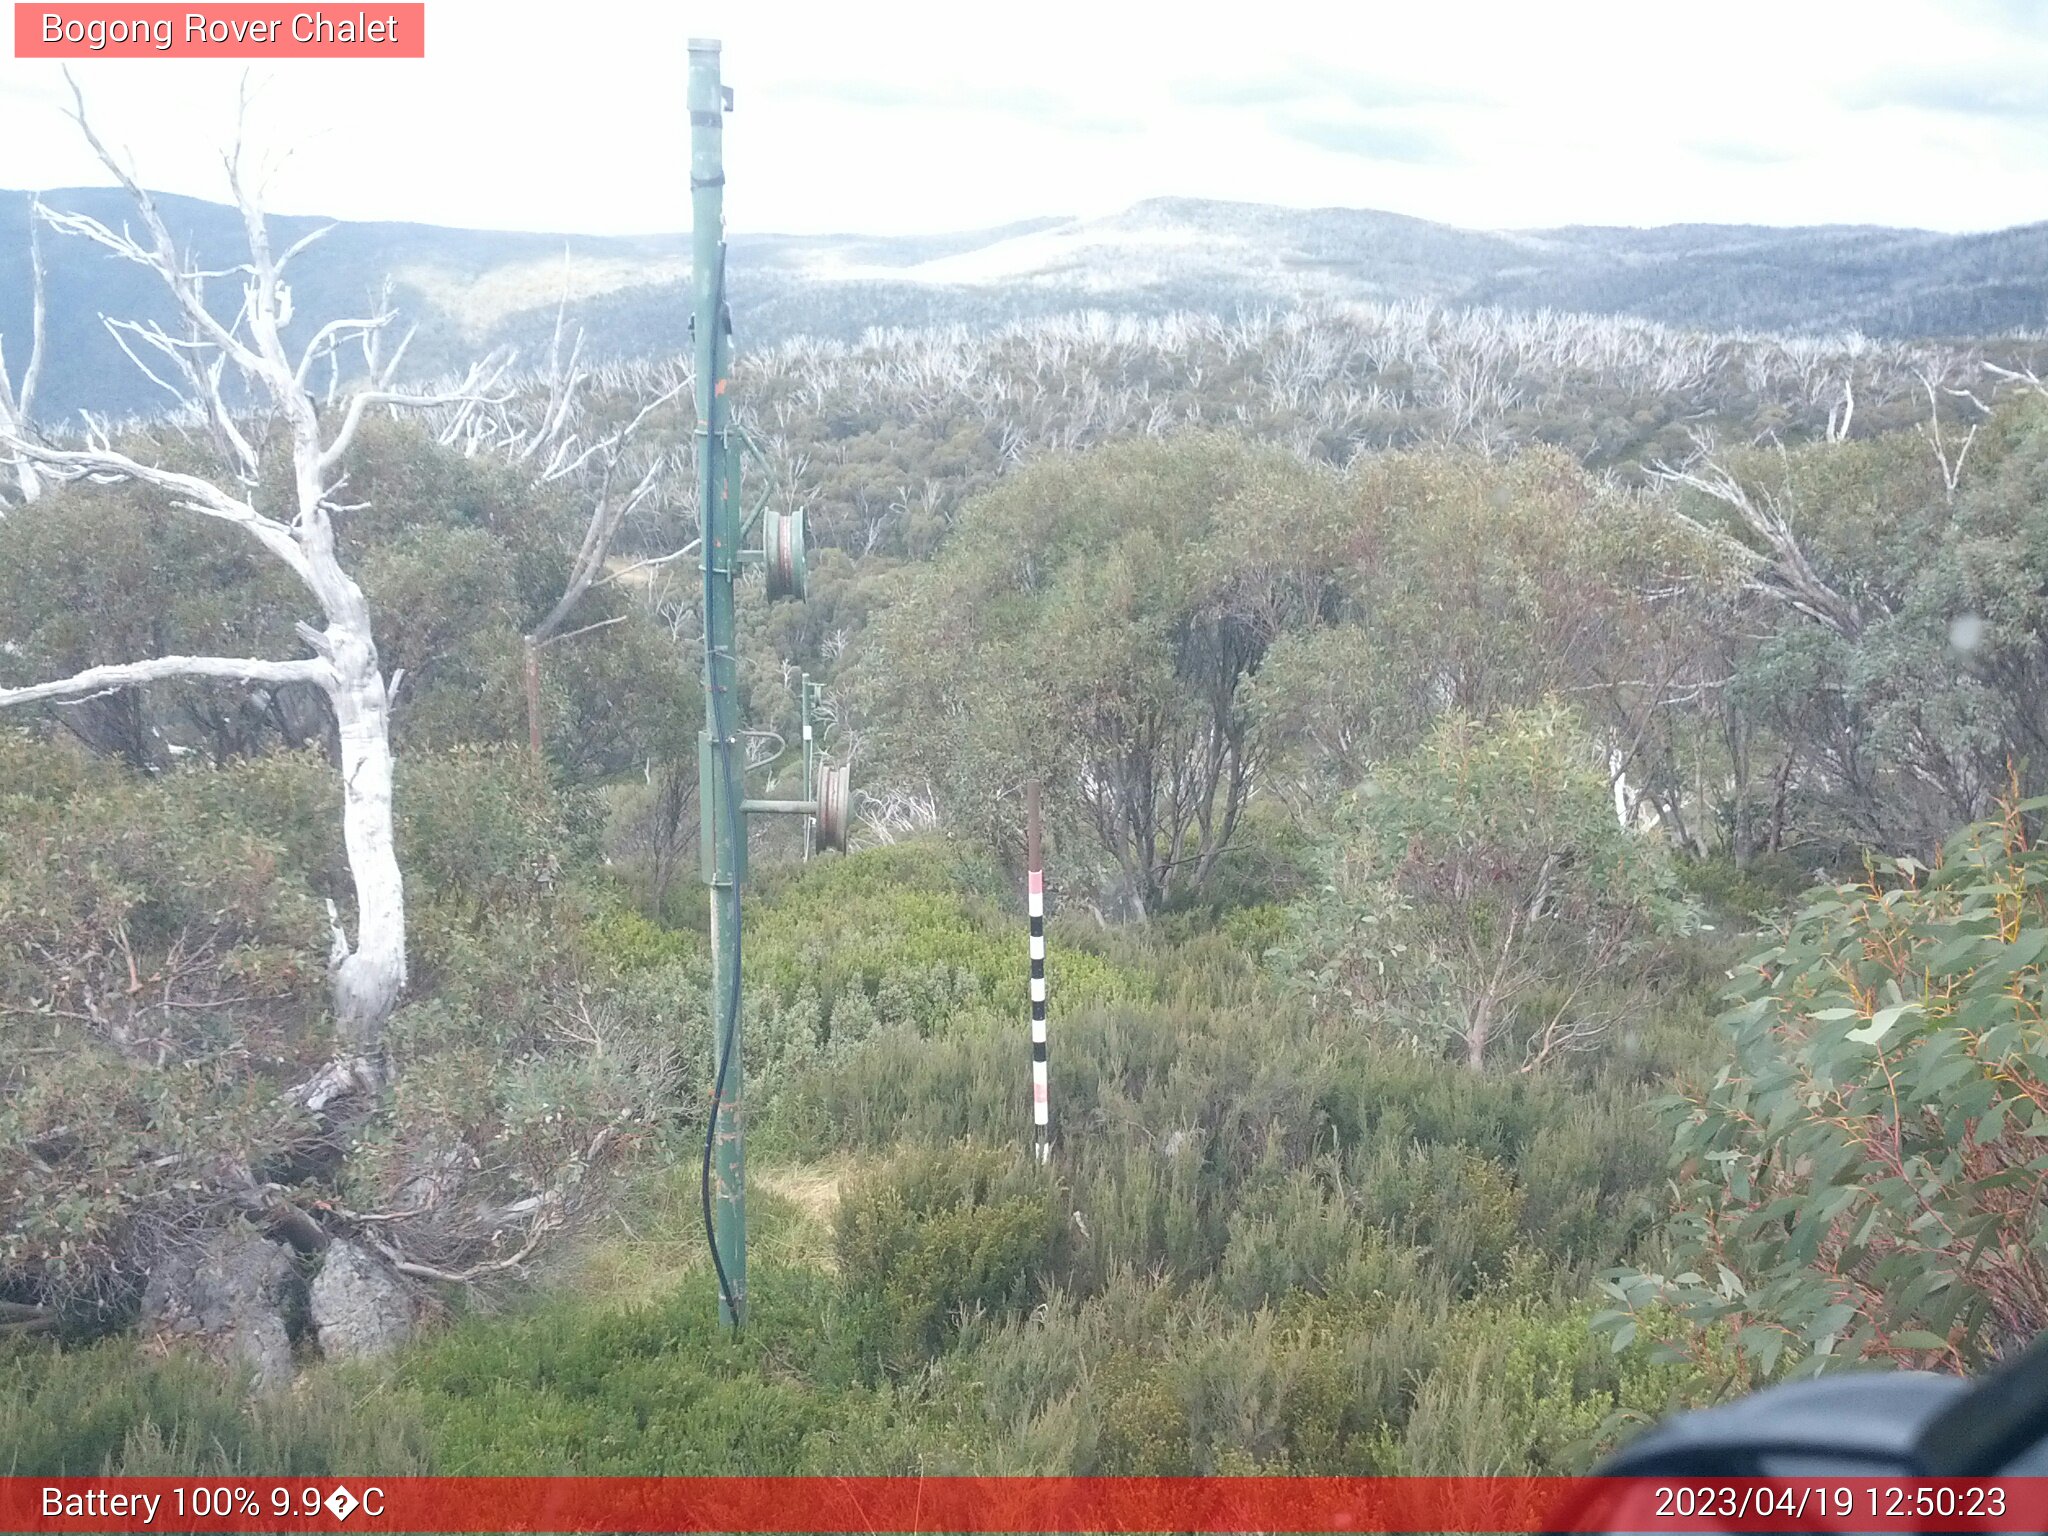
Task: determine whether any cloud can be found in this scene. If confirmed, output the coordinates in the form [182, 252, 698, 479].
[1952, 0, 2048, 38]
[1842, 63, 2048, 119]
[781, 78, 1045, 112]
[773, 77, 1141, 135]
[1172, 78, 1301, 109]
[1690, 138, 1798, 166]
[1270, 112, 1459, 165]
[1174, 65, 1492, 114]
[9, 0, 2048, 238]
[1175, 64, 1480, 168]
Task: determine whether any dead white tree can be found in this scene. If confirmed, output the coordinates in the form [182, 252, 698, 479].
[1917, 367, 1978, 500]
[523, 400, 686, 752]
[1825, 374, 1855, 445]
[441, 296, 689, 756]
[1650, 435, 1872, 641]
[856, 782, 942, 845]
[0, 84, 509, 1106]
[1983, 359, 2048, 400]
[0, 198, 48, 507]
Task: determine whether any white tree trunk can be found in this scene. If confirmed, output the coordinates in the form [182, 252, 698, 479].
[0, 392, 42, 505]
[0, 197, 47, 508]
[329, 635, 407, 1049]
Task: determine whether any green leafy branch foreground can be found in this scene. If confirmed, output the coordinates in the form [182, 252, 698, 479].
[1602, 795, 2048, 1378]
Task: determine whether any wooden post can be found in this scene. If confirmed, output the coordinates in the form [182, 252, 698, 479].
[1027, 780, 1050, 1163]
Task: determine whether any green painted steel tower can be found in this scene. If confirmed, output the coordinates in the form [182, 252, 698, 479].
[688, 37, 849, 1333]
[690, 36, 746, 1331]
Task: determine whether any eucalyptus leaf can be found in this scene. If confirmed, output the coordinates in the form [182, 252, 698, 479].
[1846, 1001, 1922, 1047]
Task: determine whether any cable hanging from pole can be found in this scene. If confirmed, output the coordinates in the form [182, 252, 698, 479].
[700, 643, 743, 1324]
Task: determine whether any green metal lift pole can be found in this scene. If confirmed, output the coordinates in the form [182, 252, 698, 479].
[690, 36, 746, 1330]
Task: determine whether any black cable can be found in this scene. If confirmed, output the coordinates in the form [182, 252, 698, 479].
[699, 472, 743, 1325]
[700, 698, 744, 1322]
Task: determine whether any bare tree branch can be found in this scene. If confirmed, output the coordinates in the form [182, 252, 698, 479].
[294, 311, 392, 391]
[20, 206, 46, 421]
[536, 613, 630, 650]
[318, 346, 513, 474]
[596, 537, 700, 590]
[531, 447, 674, 643]
[5, 435, 313, 582]
[369, 1211, 556, 1284]
[0, 654, 332, 708]
[1919, 368, 1977, 499]
[495, 358, 685, 755]
[49, 77, 268, 379]
[1651, 436, 1870, 639]
[273, 220, 335, 275]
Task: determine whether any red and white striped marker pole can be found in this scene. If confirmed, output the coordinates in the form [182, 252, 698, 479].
[1027, 780, 1050, 1163]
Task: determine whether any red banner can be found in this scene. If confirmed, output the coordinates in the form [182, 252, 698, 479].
[14, 5, 425, 58]
[7, 1476, 2048, 1532]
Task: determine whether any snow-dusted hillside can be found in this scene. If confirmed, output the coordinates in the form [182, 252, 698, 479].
[6, 189, 2046, 420]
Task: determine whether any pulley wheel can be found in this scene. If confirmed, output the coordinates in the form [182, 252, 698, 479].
[814, 761, 851, 853]
[764, 506, 808, 600]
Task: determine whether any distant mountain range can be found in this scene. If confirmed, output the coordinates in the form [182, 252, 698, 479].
[6, 189, 2047, 420]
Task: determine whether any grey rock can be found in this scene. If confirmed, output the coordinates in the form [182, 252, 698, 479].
[141, 1228, 298, 1393]
[309, 1238, 414, 1361]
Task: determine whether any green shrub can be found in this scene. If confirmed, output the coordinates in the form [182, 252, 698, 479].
[580, 901, 700, 974]
[1215, 1166, 1423, 1311]
[1393, 1299, 1713, 1474]
[1676, 851, 1816, 926]
[398, 747, 600, 915]
[1275, 705, 1687, 1071]
[0, 1339, 428, 1475]
[0, 756, 329, 1323]
[744, 839, 1151, 1042]
[937, 1276, 1443, 1475]
[1345, 1143, 1522, 1298]
[398, 1260, 971, 1474]
[836, 1143, 1066, 1370]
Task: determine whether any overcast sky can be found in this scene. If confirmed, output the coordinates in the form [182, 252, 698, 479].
[2, 0, 2046, 238]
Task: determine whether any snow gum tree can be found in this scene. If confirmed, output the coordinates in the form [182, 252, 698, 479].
[0, 87, 507, 1104]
